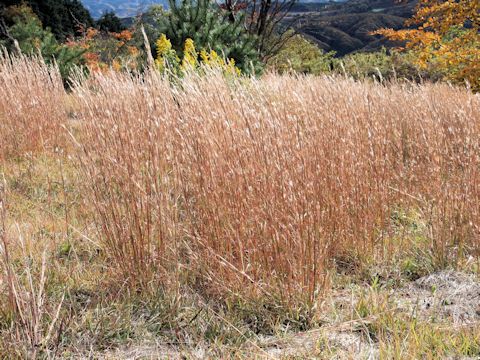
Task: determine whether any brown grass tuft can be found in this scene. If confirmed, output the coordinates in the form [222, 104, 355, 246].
[72, 69, 480, 303]
[0, 53, 66, 160]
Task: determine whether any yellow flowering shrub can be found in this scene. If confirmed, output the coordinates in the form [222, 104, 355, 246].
[155, 35, 241, 76]
[182, 38, 198, 69]
[155, 34, 180, 72]
[156, 34, 172, 55]
[199, 49, 240, 75]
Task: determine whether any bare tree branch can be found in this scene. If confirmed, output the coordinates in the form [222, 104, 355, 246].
[243, 0, 298, 58]
[0, 17, 21, 54]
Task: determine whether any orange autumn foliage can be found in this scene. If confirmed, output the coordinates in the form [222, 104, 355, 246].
[70, 27, 140, 72]
[112, 30, 133, 42]
[375, 0, 480, 90]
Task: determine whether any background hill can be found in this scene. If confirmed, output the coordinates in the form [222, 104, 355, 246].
[82, 0, 168, 18]
[81, 0, 349, 18]
[290, 0, 417, 55]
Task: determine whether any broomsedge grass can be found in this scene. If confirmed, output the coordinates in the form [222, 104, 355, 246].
[73, 68, 480, 304]
[0, 53, 66, 160]
[0, 56, 479, 357]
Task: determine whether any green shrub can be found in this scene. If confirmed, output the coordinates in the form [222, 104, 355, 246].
[0, 5, 85, 82]
[268, 35, 439, 83]
[333, 49, 431, 82]
[267, 34, 336, 74]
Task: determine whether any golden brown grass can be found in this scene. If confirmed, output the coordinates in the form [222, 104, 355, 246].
[72, 69, 480, 303]
[0, 57, 479, 357]
[0, 53, 66, 160]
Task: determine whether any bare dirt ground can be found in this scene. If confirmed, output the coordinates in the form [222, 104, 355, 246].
[95, 270, 480, 359]
[399, 271, 480, 325]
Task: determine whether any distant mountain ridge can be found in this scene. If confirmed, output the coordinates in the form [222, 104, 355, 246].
[81, 0, 346, 18]
[81, 0, 168, 18]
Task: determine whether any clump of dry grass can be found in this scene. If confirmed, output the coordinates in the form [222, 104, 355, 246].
[0, 53, 66, 159]
[1, 55, 480, 356]
[72, 69, 480, 304]
[71, 71, 183, 287]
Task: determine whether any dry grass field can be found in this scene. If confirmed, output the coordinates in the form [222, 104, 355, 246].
[1, 55, 479, 358]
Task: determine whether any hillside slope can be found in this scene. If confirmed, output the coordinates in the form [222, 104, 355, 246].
[292, 0, 417, 55]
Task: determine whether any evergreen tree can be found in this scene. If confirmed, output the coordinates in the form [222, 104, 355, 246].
[158, 0, 261, 73]
[0, 5, 86, 82]
[1, 0, 94, 40]
[96, 11, 126, 33]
